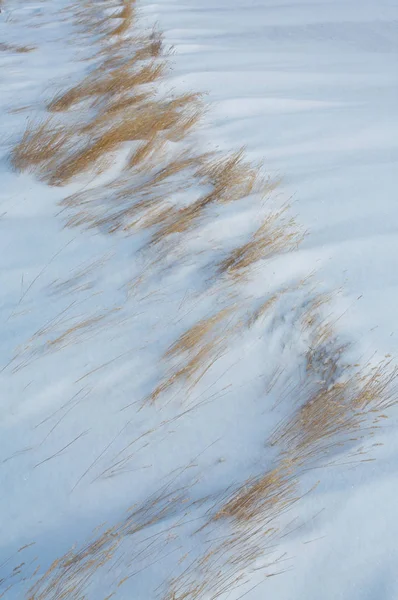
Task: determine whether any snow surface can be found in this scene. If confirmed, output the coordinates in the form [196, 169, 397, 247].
[0, 0, 398, 598]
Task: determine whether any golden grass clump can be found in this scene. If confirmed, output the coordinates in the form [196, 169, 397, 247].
[48, 58, 166, 112]
[110, 0, 136, 36]
[149, 151, 264, 244]
[150, 307, 236, 402]
[98, 30, 163, 71]
[10, 119, 71, 173]
[213, 462, 297, 524]
[271, 361, 398, 464]
[198, 150, 259, 200]
[48, 94, 202, 185]
[218, 211, 301, 278]
[59, 149, 208, 233]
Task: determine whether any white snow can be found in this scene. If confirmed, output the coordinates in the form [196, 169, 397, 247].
[1, 0, 398, 598]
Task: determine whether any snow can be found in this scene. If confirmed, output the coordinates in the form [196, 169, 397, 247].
[1, 0, 398, 598]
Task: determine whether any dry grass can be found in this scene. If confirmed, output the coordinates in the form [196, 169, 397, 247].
[10, 119, 71, 173]
[45, 308, 120, 351]
[59, 149, 207, 233]
[0, 42, 35, 53]
[12, 41, 201, 185]
[49, 254, 111, 296]
[48, 58, 166, 113]
[10, 304, 122, 374]
[26, 487, 190, 600]
[149, 151, 267, 244]
[271, 359, 398, 464]
[198, 150, 260, 201]
[110, 0, 135, 36]
[248, 290, 286, 326]
[218, 210, 301, 278]
[150, 307, 236, 402]
[213, 461, 297, 524]
[47, 95, 202, 185]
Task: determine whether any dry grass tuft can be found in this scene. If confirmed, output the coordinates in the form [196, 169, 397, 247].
[110, 0, 136, 36]
[149, 151, 266, 244]
[150, 307, 237, 402]
[47, 94, 202, 185]
[248, 290, 286, 326]
[10, 119, 71, 173]
[197, 149, 261, 204]
[213, 461, 297, 524]
[60, 150, 208, 233]
[48, 58, 166, 112]
[271, 360, 398, 464]
[218, 211, 301, 278]
[0, 42, 35, 53]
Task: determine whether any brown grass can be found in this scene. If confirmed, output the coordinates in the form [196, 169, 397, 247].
[213, 461, 297, 524]
[26, 487, 190, 600]
[0, 42, 35, 53]
[110, 0, 135, 36]
[218, 211, 301, 278]
[148, 151, 266, 244]
[47, 95, 202, 185]
[48, 58, 166, 112]
[150, 307, 236, 402]
[10, 119, 71, 173]
[271, 359, 398, 464]
[59, 149, 208, 233]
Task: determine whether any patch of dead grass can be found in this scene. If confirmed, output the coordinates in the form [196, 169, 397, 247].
[26, 487, 190, 600]
[150, 307, 237, 402]
[60, 150, 208, 233]
[218, 210, 301, 278]
[47, 94, 202, 185]
[109, 0, 135, 36]
[213, 461, 297, 524]
[271, 358, 398, 465]
[0, 42, 35, 53]
[48, 58, 166, 112]
[149, 151, 267, 244]
[10, 119, 72, 173]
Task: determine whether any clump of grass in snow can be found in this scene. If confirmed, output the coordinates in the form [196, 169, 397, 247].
[212, 461, 297, 523]
[268, 303, 398, 465]
[109, 0, 135, 36]
[217, 209, 301, 278]
[48, 57, 166, 113]
[10, 119, 71, 173]
[59, 148, 209, 233]
[0, 42, 35, 53]
[48, 94, 203, 185]
[149, 150, 266, 243]
[150, 307, 237, 402]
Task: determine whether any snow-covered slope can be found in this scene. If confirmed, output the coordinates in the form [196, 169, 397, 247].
[1, 0, 397, 598]
[138, 1, 398, 598]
